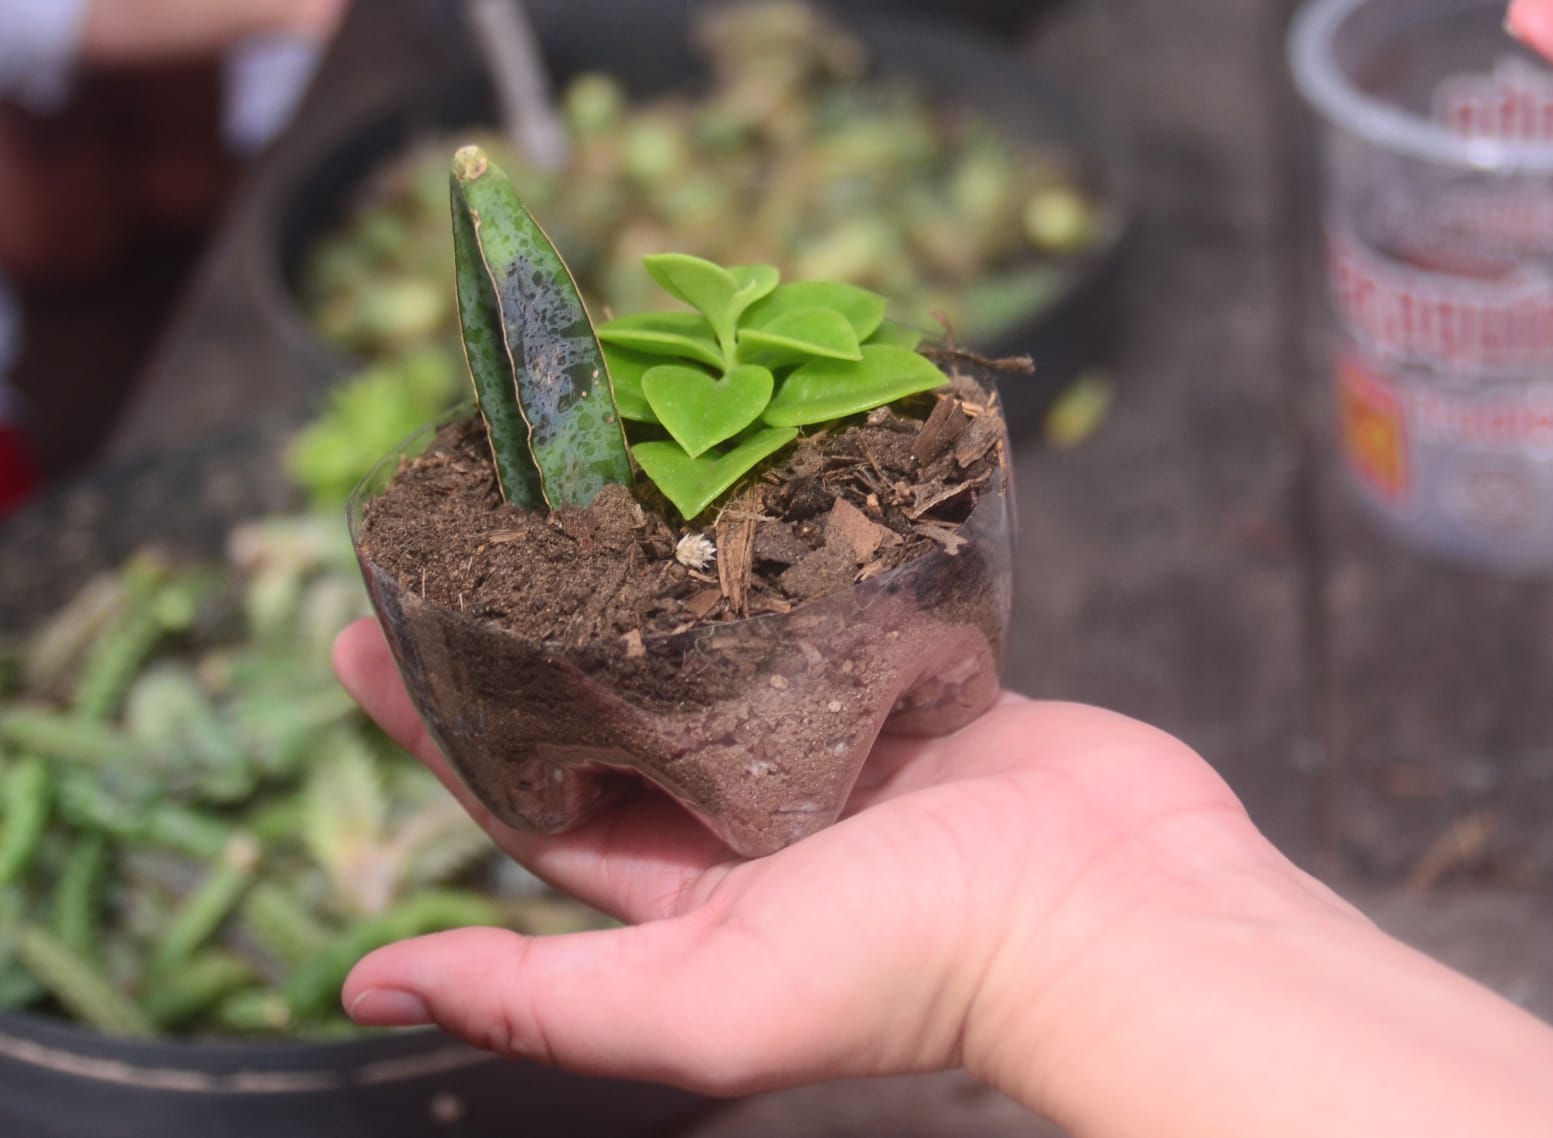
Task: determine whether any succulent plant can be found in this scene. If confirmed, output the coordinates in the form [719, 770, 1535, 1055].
[449, 146, 952, 520]
[451, 146, 633, 509]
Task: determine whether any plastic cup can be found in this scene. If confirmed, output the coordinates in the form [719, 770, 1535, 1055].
[1291, 0, 1553, 569]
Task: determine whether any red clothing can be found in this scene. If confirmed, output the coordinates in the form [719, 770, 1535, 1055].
[0, 420, 38, 514]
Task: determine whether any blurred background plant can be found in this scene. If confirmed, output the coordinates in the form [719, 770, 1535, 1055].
[0, 0, 1122, 1041]
[0, 384, 606, 1039]
[301, 2, 1107, 366]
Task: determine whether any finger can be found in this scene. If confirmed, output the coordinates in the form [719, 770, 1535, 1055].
[1509, 0, 1553, 60]
[496, 788, 737, 921]
[331, 620, 520, 854]
[342, 921, 848, 1095]
[333, 619, 733, 919]
[845, 691, 1038, 814]
[332, 619, 444, 770]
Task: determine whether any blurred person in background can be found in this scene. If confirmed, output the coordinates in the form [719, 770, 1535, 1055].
[0, 0, 348, 511]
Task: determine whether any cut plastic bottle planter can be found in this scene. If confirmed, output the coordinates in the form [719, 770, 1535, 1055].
[350, 412, 1014, 858]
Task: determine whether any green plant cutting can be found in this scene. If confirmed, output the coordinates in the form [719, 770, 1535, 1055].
[450, 144, 952, 521]
[347, 143, 1015, 864]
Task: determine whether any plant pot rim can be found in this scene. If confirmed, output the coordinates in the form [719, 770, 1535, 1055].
[0, 1006, 713, 1138]
[0, 1006, 479, 1077]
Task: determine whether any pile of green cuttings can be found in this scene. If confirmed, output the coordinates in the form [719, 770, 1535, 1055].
[0, 363, 603, 1037]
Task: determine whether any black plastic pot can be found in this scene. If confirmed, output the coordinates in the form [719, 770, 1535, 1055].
[0, 1010, 706, 1138]
[0, 427, 294, 633]
[0, 440, 709, 1137]
[261, 1, 1132, 433]
[822, 0, 1062, 37]
[528, 0, 1066, 40]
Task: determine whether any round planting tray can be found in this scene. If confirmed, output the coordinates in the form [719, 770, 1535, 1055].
[528, 0, 1068, 40]
[259, 2, 1132, 434]
[0, 1008, 706, 1138]
[0, 438, 710, 1137]
[0, 428, 294, 633]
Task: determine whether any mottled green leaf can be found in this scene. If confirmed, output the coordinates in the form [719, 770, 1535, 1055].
[597, 312, 724, 369]
[600, 345, 660, 423]
[633, 426, 798, 521]
[745, 280, 888, 342]
[737, 307, 862, 363]
[453, 146, 632, 509]
[762, 345, 948, 427]
[642, 364, 773, 458]
[450, 170, 543, 508]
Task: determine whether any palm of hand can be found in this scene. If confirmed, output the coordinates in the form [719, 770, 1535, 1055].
[333, 619, 1259, 1095]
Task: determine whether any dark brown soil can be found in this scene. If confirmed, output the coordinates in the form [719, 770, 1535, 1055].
[358, 370, 1005, 645]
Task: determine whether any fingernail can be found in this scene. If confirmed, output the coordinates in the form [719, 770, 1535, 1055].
[348, 988, 432, 1026]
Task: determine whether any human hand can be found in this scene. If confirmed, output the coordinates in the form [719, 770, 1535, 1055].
[331, 618, 1343, 1105]
[1509, 0, 1553, 58]
[80, 0, 348, 64]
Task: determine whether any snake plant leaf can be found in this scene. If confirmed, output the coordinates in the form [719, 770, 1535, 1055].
[642, 254, 779, 362]
[633, 426, 798, 521]
[453, 146, 633, 510]
[762, 345, 949, 427]
[600, 344, 660, 423]
[744, 280, 888, 342]
[737, 307, 862, 363]
[642, 363, 774, 458]
[597, 312, 724, 369]
[450, 167, 543, 508]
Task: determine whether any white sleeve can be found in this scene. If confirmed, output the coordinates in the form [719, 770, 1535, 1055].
[222, 33, 324, 156]
[0, 0, 90, 112]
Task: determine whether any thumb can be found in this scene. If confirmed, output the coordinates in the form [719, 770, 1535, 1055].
[1509, 0, 1553, 59]
[341, 918, 838, 1094]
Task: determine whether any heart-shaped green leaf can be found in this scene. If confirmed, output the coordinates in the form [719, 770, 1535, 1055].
[738, 306, 862, 363]
[865, 320, 925, 350]
[601, 345, 660, 423]
[762, 345, 949, 427]
[744, 280, 888, 342]
[642, 254, 779, 361]
[642, 363, 773, 457]
[597, 312, 723, 369]
[643, 252, 739, 314]
[633, 426, 799, 521]
[729, 263, 781, 309]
